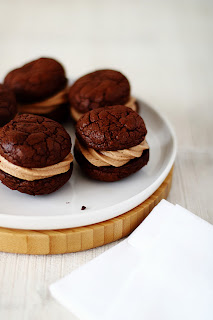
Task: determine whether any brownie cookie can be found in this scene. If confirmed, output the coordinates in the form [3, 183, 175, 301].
[0, 84, 17, 127]
[4, 58, 69, 122]
[69, 70, 138, 122]
[74, 105, 149, 182]
[0, 114, 73, 195]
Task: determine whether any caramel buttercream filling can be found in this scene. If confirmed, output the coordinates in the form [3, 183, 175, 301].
[76, 139, 149, 167]
[0, 153, 73, 181]
[18, 87, 68, 114]
[70, 96, 138, 122]
[70, 107, 84, 122]
[125, 96, 137, 111]
[19, 105, 59, 115]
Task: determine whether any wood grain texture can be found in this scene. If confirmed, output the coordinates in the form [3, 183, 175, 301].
[0, 169, 173, 255]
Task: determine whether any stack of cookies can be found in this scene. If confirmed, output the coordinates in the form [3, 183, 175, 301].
[0, 57, 149, 195]
[4, 58, 69, 122]
[69, 69, 138, 122]
[0, 114, 73, 195]
[75, 106, 149, 182]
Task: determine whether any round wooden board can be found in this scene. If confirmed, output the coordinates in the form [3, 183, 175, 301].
[0, 167, 173, 255]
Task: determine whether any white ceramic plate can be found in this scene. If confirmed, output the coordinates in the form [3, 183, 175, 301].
[0, 99, 176, 230]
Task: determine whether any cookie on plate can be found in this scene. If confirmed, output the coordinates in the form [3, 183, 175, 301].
[0, 114, 73, 195]
[69, 69, 138, 121]
[74, 105, 149, 182]
[0, 84, 17, 127]
[4, 58, 69, 122]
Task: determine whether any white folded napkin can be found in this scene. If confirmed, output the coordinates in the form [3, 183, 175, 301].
[50, 200, 213, 320]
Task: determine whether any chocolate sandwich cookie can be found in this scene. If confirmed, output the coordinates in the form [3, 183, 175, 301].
[4, 58, 69, 122]
[0, 114, 73, 195]
[74, 105, 149, 182]
[0, 84, 17, 127]
[69, 69, 138, 122]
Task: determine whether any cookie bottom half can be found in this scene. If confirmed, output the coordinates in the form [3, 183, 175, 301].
[0, 164, 73, 195]
[18, 103, 70, 124]
[42, 103, 70, 123]
[74, 147, 149, 182]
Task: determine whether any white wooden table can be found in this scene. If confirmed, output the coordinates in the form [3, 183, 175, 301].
[0, 0, 212, 319]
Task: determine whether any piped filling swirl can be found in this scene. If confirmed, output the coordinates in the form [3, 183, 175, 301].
[0, 153, 73, 181]
[18, 87, 69, 114]
[76, 138, 149, 167]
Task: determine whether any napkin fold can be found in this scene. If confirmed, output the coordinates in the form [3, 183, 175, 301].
[50, 200, 213, 320]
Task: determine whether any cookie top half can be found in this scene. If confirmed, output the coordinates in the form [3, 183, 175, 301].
[4, 58, 67, 104]
[69, 70, 130, 113]
[0, 114, 71, 168]
[0, 84, 17, 126]
[76, 105, 147, 151]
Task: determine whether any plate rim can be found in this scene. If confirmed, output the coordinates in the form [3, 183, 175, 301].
[0, 99, 177, 230]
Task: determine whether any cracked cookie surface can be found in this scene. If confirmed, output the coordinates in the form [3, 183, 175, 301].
[76, 105, 147, 151]
[69, 70, 130, 113]
[4, 58, 67, 103]
[0, 84, 17, 126]
[0, 114, 71, 168]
